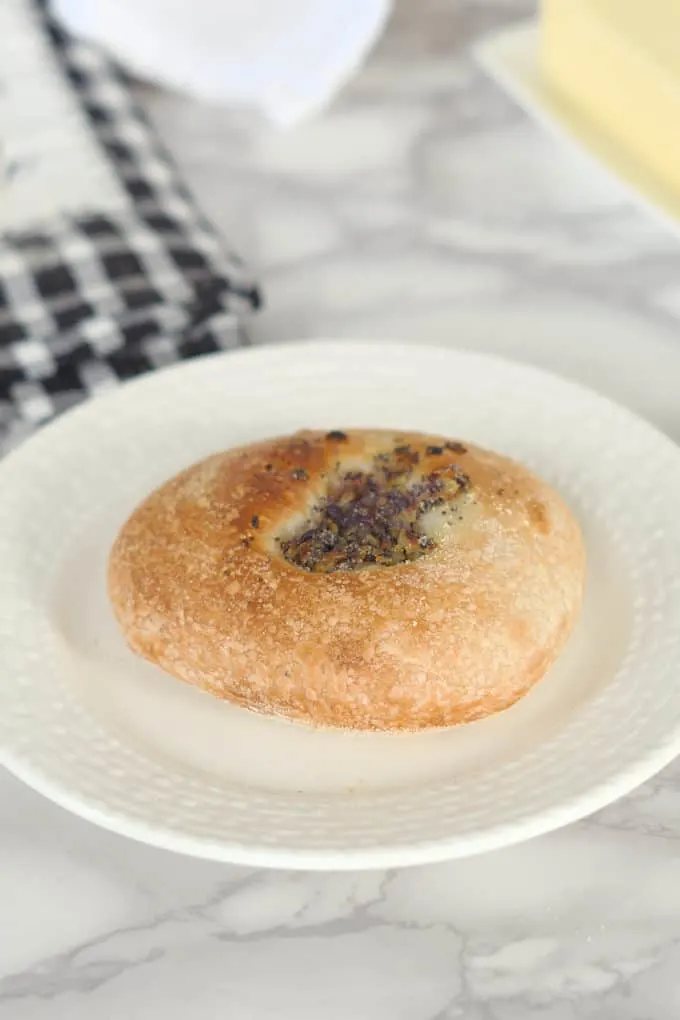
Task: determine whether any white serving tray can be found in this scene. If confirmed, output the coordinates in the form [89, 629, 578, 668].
[476, 22, 680, 239]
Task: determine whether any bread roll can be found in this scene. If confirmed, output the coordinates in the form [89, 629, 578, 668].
[108, 429, 586, 731]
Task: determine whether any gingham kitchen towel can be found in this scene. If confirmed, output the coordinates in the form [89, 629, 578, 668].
[0, 0, 261, 455]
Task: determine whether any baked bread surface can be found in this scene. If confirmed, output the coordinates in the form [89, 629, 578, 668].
[108, 429, 586, 731]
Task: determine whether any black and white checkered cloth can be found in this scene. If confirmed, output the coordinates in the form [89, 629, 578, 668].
[0, 1, 261, 454]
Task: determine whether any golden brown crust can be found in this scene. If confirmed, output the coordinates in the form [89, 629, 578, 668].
[108, 429, 586, 731]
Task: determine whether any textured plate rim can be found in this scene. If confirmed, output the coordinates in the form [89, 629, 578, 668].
[5, 716, 680, 871]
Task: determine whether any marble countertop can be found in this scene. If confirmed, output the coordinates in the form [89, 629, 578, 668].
[4, 1, 680, 1017]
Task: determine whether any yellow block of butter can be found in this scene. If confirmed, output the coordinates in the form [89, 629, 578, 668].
[542, 0, 680, 195]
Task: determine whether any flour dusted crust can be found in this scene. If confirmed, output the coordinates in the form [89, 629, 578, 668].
[108, 429, 586, 731]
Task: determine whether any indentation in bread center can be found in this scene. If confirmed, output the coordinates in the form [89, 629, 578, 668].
[279, 443, 470, 573]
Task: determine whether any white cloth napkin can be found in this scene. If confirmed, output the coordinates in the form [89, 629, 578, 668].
[52, 0, 392, 126]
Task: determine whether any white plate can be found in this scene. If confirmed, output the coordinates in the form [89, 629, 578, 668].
[475, 23, 680, 239]
[1, 341, 680, 870]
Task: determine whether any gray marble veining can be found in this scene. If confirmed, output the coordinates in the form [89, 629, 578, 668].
[3, 1, 680, 1017]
